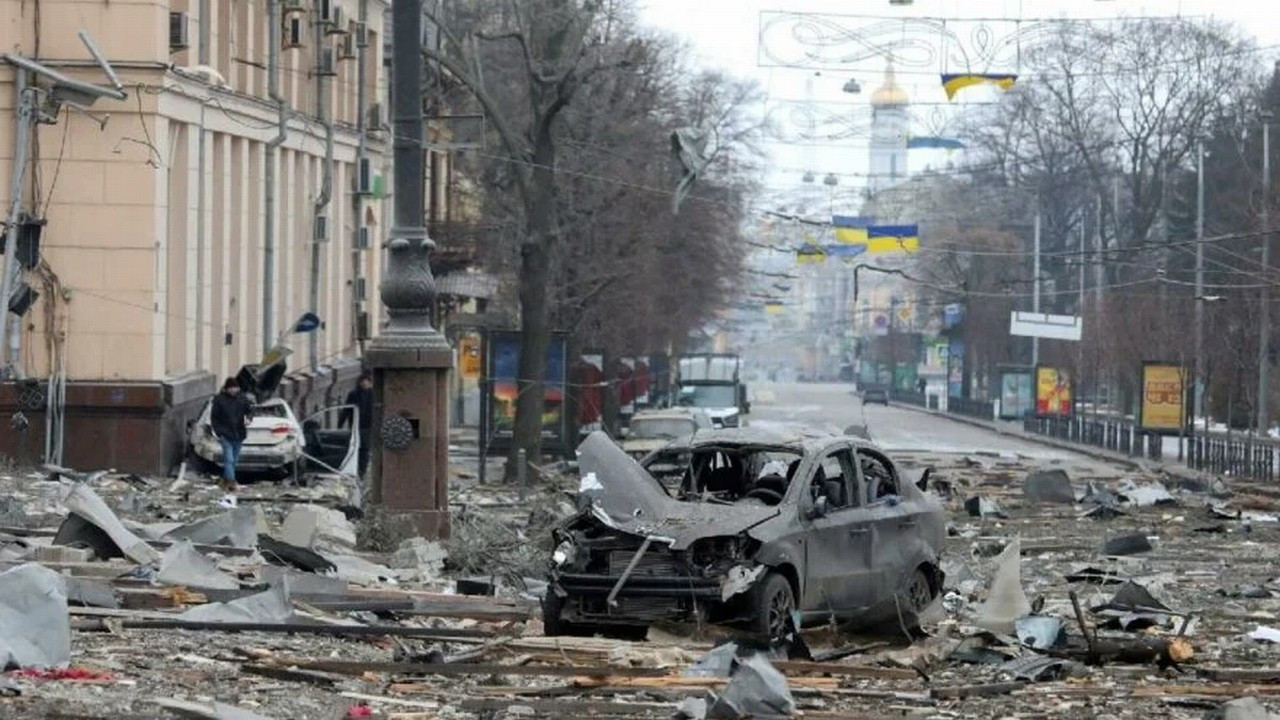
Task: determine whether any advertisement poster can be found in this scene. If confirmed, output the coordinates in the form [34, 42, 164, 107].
[893, 365, 918, 392]
[485, 331, 568, 452]
[458, 334, 482, 380]
[1140, 363, 1187, 434]
[1035, 366, 1072, 417]
[947, 339, 964, 398]
[999, 370, 1034, 420]
[573, 354, 604, 433]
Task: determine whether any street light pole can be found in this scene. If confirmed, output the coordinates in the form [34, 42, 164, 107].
[1031, 205, 1042, 368]
[365, 0, 453, 539]
[1258, 115, 1272, 436]
[1195, 139, 1206, 432]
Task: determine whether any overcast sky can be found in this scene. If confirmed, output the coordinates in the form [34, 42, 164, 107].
[638, 0, 1280, 211]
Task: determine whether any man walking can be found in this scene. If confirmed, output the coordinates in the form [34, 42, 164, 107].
[343, 372, 374, 477]
[211, 377, 252, 495]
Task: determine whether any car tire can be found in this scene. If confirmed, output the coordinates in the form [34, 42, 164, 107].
[184, 446, 215, 476]
[542, 589, 571, 637]
[903, 566, 935, 616]
[750, 572, 796, 641]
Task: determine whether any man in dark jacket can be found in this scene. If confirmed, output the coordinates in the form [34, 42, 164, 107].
[343, 372, 374, 477]
[210, 377, 252, 492]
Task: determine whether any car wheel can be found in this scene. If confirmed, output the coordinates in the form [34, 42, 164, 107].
[184, 446, 214, 476]
[904, 566, 935, 615]
[542, 589, 571, 637]
[751, 572, 795, 641]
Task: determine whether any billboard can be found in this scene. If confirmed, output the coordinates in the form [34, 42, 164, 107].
[947, 339, 964, 398]
[1139, 362, 1187, 434]
[1010, 311, 1083, 341]
[1035, 366, 1072, 417]
[999, 369, 1034, 420]
[458, 334, 482, 380]
[483, 331, 568, 453]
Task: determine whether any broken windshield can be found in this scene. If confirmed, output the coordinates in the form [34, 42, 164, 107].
[630, 418, 696, 439]
[680, 385, 737, 408]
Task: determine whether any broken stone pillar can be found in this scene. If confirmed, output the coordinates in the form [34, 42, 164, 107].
[366, 0, 451, 539]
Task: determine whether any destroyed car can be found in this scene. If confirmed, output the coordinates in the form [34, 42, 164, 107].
[546, 429, 946, 640]
[188, 363, 359, 482]
[619, 408, 712, 459]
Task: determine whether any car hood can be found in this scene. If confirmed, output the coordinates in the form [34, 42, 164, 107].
[577, 431, 777, 550]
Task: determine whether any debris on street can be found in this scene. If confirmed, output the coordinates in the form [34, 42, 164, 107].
[3, 426, 1280, 718]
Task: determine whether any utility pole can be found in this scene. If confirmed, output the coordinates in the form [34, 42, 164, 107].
[0, 70, 32, 378]
[366, 0, 453, 538]
[1077, 209, 1086, 414]
[1032, 204, 1041, 368]
[1195, 139, 1206, 432]
[1259, 114, 1273, 436]
[889, 297, 898, 391]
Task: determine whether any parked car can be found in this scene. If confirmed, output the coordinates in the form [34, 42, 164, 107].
[188, 363, 359, 483]
[546, 429, 945, 640]
[619, 408, 711, 459]
[862, 386, 889, 405]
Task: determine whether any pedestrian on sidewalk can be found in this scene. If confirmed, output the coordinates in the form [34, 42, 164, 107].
[343, 372, 374, 478]
[210, 376, 252, 495]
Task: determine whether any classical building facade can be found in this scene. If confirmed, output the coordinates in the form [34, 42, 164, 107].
[0, 0, 401, 472]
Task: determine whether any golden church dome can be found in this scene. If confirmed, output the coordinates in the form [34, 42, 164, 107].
[871, 63, 909, 107]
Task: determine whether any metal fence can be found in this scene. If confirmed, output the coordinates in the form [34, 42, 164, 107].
[1021, 416, 1280, 481]
[890, 389, 926, 408]
[1186, 433, 1279, 482]
[948, 397, 994, 421]
[1023, 416, 1163, 460]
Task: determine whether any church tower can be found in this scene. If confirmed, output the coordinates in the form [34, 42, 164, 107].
[868, 62, 910, 195]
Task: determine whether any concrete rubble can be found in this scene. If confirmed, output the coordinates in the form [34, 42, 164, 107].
[2, 434, 1280, 718]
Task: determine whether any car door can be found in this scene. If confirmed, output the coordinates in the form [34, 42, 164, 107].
[853, 447, 915, 610]
[800, 443, 875, 617]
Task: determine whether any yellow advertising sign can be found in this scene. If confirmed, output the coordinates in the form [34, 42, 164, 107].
[1140, 363, 1186, 433]
[459, 336, 482, 380]
[1035, 366, 1072, 417]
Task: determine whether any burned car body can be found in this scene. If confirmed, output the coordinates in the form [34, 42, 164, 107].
[546, 429, 946, 639]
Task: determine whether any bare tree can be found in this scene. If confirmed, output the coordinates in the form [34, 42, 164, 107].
[423, 0, 637, 474]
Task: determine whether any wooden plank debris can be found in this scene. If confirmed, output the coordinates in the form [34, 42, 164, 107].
[240, 663, 343, 687]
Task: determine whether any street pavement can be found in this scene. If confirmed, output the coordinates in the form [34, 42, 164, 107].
[749, 381, 1085, 459]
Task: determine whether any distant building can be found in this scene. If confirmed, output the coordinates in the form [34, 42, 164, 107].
[0, 0, 462, 473]
[867, 62, 909, 196]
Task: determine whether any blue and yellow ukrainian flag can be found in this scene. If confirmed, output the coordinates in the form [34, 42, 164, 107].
[832, 215, 872, 245]
[866, 224, 920, 254]
[941, 73, 1017, 100]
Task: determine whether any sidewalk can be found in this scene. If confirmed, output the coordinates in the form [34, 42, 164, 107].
[889, 401, 1213, 483]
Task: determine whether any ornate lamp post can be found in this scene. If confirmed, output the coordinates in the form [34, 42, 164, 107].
[366, 0, 453, 538]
